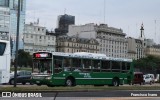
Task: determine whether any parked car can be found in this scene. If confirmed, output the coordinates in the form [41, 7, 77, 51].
[9, 70, 32, 85]
[132, 72, 144, 85]
[143, 74, 155, 85]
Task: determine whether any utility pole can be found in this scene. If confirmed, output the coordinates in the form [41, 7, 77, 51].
[154, 19, 160, 43]
[14, 0, 21, 87]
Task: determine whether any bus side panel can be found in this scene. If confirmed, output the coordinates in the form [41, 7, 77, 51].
[51, 72, 130, 85]
[76, 72, 129, 85]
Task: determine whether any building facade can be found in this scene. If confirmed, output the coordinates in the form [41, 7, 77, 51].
[10, 0, 26, 59]
[68, 23, 128, 58]
[55, 14, 75, 36]
[56, 35, 99, 53]
[0, 0, 9, 7]
[23, 23, 56, 55]
[145, 45, 160, 57]
[0, 0, 26, 60]
[0, 7, 10, 40]
[127, 37, 146, 60]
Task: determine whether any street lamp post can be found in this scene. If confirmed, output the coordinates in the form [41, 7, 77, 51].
[14, 0, 21, 87]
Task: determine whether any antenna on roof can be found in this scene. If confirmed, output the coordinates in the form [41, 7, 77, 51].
[64, 8, 66, 14]
[155, 20, 156, 35]
[103, 0, 106, 24]
[37, 18, 39, 25]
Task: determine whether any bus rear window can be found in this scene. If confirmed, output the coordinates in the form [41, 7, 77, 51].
[0, 42, 6, 55]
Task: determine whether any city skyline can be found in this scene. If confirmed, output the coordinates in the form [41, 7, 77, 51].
[26, 0, 160, 43]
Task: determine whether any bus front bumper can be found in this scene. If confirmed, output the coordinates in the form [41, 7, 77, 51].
[31, 79, 53, 85]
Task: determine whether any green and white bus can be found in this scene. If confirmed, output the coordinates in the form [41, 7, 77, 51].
[31, 52, 134, 87]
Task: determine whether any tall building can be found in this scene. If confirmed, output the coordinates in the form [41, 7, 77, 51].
[0, 0, 9, 7]
[23, 23, 56, 55]
[0, 0, 26, 60]
[55, 14, 75, 36]
[0, 0, 10, 40]
[0, 7, 10, 40]
[10, 0, 26, 60]
[68, 23, 128, 58]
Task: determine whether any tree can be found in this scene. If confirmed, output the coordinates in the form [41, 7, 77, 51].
[14, 49, 32, 67]
[134, 55, 160, 73]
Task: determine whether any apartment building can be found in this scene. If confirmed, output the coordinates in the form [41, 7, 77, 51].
[23, 22, 56, 55]
[68, 23, 128, 58]
[127, 37, 146, 60]
[56, 35, 99, 53]
[145, 45, 160, 57]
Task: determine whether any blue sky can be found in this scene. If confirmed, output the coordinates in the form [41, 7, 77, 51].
[26, 0, 160, 43]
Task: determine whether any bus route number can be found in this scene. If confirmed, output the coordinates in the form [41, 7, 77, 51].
[79, 73, 91, 78]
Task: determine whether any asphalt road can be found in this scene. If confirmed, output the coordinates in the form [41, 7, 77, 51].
[0, 91, 160, 100]
[1, 83, 160, 100]
[1, 83, 160, 88]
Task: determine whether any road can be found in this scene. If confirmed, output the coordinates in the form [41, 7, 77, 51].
[0, 91, 160, 100]
[1, 83, 160, 87]
[0, 83, 160, 100]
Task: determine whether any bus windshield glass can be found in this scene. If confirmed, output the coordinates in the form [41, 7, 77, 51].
[33, 59, 52, 74]
[0, 42, 6, 55]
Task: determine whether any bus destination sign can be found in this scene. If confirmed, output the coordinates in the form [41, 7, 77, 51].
[33, 52, 52, 58]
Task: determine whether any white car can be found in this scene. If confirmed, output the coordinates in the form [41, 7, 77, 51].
[143, 74, 154, 85]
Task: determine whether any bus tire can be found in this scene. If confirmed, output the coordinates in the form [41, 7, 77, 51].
[47, 84, 54, 87]
[65, 78, 74, 86]
[22, 82, 26, 85]
[37, 83, 41, 86]
[150, 81, 152, 85]
[112, 78, 119, 86]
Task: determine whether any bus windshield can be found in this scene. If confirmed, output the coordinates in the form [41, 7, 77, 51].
[33, 59, 52, 74]
[0, 42, 6, 55]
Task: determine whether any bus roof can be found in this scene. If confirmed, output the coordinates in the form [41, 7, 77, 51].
[52, 52, 132, 62]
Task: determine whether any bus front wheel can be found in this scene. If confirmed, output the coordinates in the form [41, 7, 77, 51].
[112, 78, 119, 86]
[37, 83, 41, 86]
[47, 84, 54, 87]
[65, 78, 74, 86]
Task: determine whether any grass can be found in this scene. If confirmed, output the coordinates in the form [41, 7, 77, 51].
[1, 85, 160, 92]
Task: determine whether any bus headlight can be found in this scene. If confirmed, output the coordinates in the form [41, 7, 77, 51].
[45, 76, 51, 79]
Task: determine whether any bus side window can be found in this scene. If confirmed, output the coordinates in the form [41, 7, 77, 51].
[101, 60, 110, 72]
[126, 62, 131, 70]
[112, 61, 121, 72]
[92, 60, 101, 72]
[72, 58, 81, 72]
[63, 58, 71, 72]
[82, 59, 92, 72]
[54, 59, 62, 73]
[122, 62, 126, 73]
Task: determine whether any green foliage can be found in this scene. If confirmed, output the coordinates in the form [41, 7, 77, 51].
[133, 55, 160, 71]
[14, 49, 32, 67]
